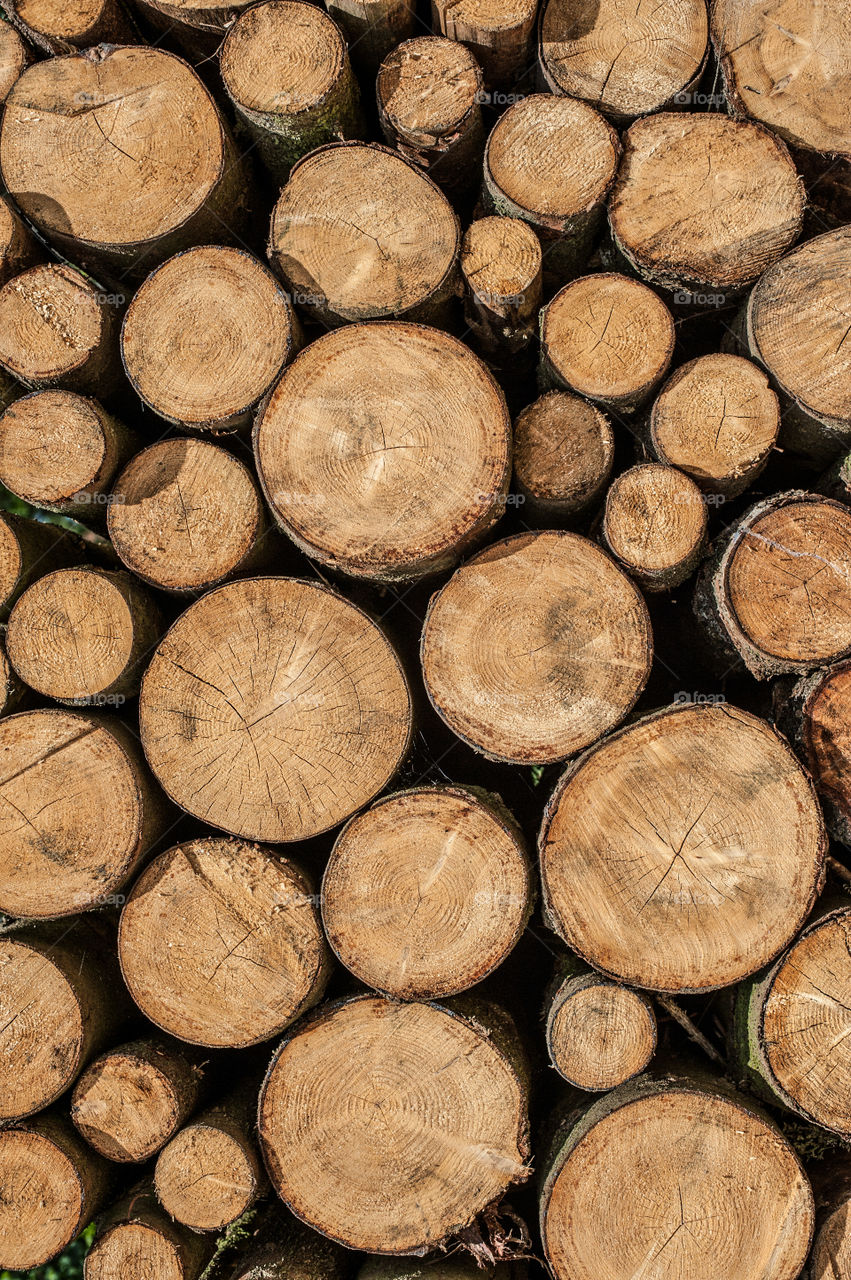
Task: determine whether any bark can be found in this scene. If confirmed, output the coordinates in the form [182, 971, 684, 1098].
[539, 0, 708, 120]
[0, 193, 40, 284]
[538, 273, 674, 414]
[118, 836, 332, 1048]
[601, 462, 708, 592]
[224, 1207, 356, 1280]
[543, 954, 657, 1090]
[730, 896, 851, 1139]
[539, 702, 826, 993]
[155, 1078, 268, 1232]
[777, 660, 851, 850]
[0, 706, 171, 918]
[0, 914, 136, 1122]
[253, 322, 511, 582]
[481, 95, 619, 287]
[71, 1035, 210, 1163]
[460, 216, 541, 360]
[221, 1, 365, 186]
[0, 390, 139, 520]
[0, 1108, 114, 1271]
[321, 785, 534, 999]
[128, 0, 256, 58]
[645, 352, 779, 499]
[121, 245, 300, 435]
[257, 993, 531, 1253]
[138, 579, 412, 842]
[431, 0, 536, 86]
[6, 565, 163, 703]
[539, 1070, 813, 1280]
[268, 142, 460, 329]
[421, 530, 652, 764]
[108, 438, 278, 595]
[0, 263, 123, 398]
[0, 46, 250, 278]
[608, 113, 804, 296]
[513, 392, 614, 522]
[693, 491, 851, 679]
[324, 0, 416, 74]
[0, 20, 29, 102]
[377, 38, 484, 201]
[86, 1182, 216, 1280]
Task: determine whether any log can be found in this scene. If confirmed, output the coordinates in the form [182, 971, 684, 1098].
[108, 438, 271, 595]
[0, 21, 28, 102]
[601, 462, 708, 592]
[377, 37, 484, 200]
[730, 226, 851, 463]
[254, 322, 511, 581]
[539, 702, 826, 993]
[460, 216, 542, 359]
[420, 530, 652, 764]
[0, 638, 25, 716]
[223, 1209, 354, 1280]
[0, 263, 122, 397]
[544, 956, 656, 1091]
[118, 836, 331, 1047]
[0, 390, 138, 519]
[539, 1073, 813, 1280]
[608, 113, 804, 296]
[123, 0, 255, 57]
[809, 1157, 851, 1280]
[711, 0, 851, 160]
[0, 915, 135, 1122]
[539, 273, 674, 414]
[513, 392, 614, 522]
[268, 143, 460, 328]
[154, 1082, 267, 1232]
[138, 577, 412, 840]
[85, 1183, 215, 1280]
[324, 0, 416, 74]
[431, 0, 536, 86]
[780, 659, 851, 849]
[321, 785, 533, 999]
[0, 46, 248, 277]
[0, 193, 40, 284]
[220, 0, 364, 186]
[6, 565, 163, 704]
[121, 246, 299, 435]
[0, 1108, 113, 1271]
[647, 353, 779, 499]
[693, 491, 851, 679]
[539, 0, 708, 119]
[257, 993, 530, 1253]
[71, 1035, 208, 1163]
[731, 898, 851, 1139]
[0, 707, 169, 918]
[0, 510, 79, 619]
[6, 0, 134, 52]
[481, 94, 619, 286]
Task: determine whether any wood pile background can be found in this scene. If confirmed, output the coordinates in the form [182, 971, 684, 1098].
[0, 0, 848, 1278]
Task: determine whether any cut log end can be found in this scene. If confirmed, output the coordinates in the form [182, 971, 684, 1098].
[649, 353, 779, 498]
[139, 578, 411, 841]
[84, 1187, 214, 1280]
[540, 703, 825, 993]
[108, 438, 265, 594]
[541, 1080, 813, 1280]
[794, 660, 851, 845]
[254, 322, 510, 581]
[603, 463, 707, 591]
[0, 23, 28, 101]
[513, 392, 614, 519]
[0, 708, 165, 919]
[431, 0, 536, 85]
[9, 0, 132, 49]
[609, 113, 804, 294]
[71, 1038, 204, 1163]
[155, 1121, 262, 1231]
[322, 786, 532, 999]
[118, 837, 330, 1047]
[269, 143, 459, 326]
[121, 246, 297, 433]
[421, 530, 652, 764]
[0, 264, 116, 394]
[540, 0, 708, 118]
[6, 566, 161, 702]
[258, 995, 530, 1253]
[540, 273, 674, 413]
[460, 217, 541, 355]
[547, 977, 656, 1092]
